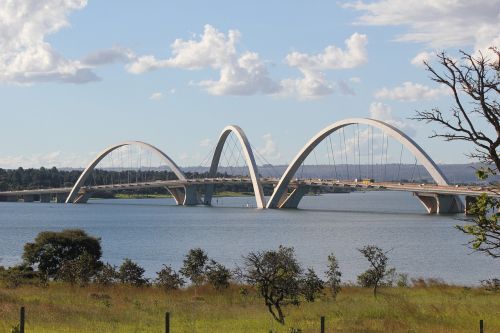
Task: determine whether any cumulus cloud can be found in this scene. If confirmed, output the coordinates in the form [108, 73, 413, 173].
[258, 134, 281, 161]
[344, 0, 500, 54]
[280, 33, 368, 99]
[127, 26, 366, 99]
[0, 0, 100, 84]
[369, 102, 416, 136]
[127, 24, 279, 96]
[374, 81, 448, 101]
[410, 51, 434, 68]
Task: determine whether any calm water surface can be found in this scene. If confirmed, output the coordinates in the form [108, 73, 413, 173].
[0, 191, 497, 285]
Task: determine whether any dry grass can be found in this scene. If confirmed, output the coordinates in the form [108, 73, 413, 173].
[0, 282, 499, 332]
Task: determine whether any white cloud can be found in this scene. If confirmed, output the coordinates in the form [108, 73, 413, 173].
[258, 133, 281, 161]
[0, 0, 99, 84]
[369, 102, 416, 136]
[375, 81, 448, 101]
[285, 33, 368, 70]
[344, 0, 500, 53]
[410, 51, 434, 68]
[280, 33, 367, 99]
[127, 24, 279, 96]
[149, 92, 163, 100]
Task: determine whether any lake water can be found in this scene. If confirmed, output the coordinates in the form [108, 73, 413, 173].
[0, 191, 497, 285]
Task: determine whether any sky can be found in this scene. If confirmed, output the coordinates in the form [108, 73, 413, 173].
[0, 0, 498, 168]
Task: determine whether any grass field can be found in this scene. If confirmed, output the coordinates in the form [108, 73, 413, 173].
[1, 282, 499, 332]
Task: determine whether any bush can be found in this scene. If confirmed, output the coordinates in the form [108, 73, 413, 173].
[0, 264, 40, 288]
[155, 265, 185, 290]
[118, 258, 149, 286]
[95, 263, 119, 286]
[59, 252, 97, 286]
[22, 229, 102, 280]
[205, 260, 231, 291]
[179, 248, 208, 287]
[325, 253, 341, 299]
[300, 268, 323, 302]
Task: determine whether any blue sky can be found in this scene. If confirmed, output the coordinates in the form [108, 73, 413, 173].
[0, 0, 498, 168]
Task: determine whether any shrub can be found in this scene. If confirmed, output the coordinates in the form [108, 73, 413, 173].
[301, 268, 324, 302]
[357, 245, 391, 297]
[59, 252, 97, 286]
[205, 260, 231, 291]
[155, 265, 185, 290]
[180, 248, 208, 287]
[325, 253, 341, 299]
[118, 258, 149, 286]
[95, 263, 119, 286]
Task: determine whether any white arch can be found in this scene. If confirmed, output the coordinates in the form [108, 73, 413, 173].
[66, 141, 185, 203]
[267, 118, 450, 208]
[204, 125, 266, 208]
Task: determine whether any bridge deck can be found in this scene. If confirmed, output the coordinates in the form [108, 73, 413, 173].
[0, 178, 498, 198]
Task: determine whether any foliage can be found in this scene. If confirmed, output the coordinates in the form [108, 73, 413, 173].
[58, 251, 97, 286]
[243, 246, 302, 324]
[22, 229, 102, 280]
[481, 278, 500, 292]
[94, 263, 119, 286]
[154, 265, 185, 290]
[0, 264, 40, 288]
[325, 253, 341, 299]
[300, 268, 323, 302]
[457, 194, 500, 258]
[205, 260, 231, 291]
[179, 248, 208, 286]
[118, 258, 149, 286]
[357, 245, 390, 297]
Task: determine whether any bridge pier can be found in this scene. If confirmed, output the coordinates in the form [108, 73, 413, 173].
[56, 193, 67, 203]
[73, 192, 91, 204]
[414, 192, 464, 214]
[183, 185, 202, 205]
[22, 195, 35, 202]
[40, 194, 51, 203]
[278, 185, 310, 209]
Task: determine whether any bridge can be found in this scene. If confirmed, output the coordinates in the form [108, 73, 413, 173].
[0, 119, 498, 214]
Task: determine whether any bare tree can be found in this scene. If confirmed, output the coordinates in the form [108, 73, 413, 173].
[412, 48, 500, 175]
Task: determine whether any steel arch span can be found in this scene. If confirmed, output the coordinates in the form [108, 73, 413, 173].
[66, 141, 186, 203]
[203, 125, 266, 208]
[267, 118, 461, 210]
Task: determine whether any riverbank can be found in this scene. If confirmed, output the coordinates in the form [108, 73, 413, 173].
[1, 282, 498, 332]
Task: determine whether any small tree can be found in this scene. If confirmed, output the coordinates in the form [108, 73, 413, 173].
[118, 258, 148, 286]
[95, 263, 119, 286]
[22, 229, 102, 280]
[243, 246, 302, 325]
[179, 248, 208, 287]
[205, 260, 231, 291]
[325, 253, 342, 299]
[155, 265, 185, 291]
[357, 245, 390, 297]
[300, 268, 324, 302]
[59, 252, 97, 286]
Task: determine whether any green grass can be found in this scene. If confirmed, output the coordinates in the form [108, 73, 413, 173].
[1, 283, 499, 332]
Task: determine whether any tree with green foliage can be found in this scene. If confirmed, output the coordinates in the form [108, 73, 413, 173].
[325, 253, 342, 299]
[205, 260, 231, 291]
[59, 251, 98, 286]
[95, 263, 119, 286]
[179, 248, 208, 287]
[357, 245, 390, 297]
[22, 229, 102, 280]
[118, 258, 149, 286]
[243, 246, 302, 325]
[155, 265, 185, 291]
[300, 268, 324, 302]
